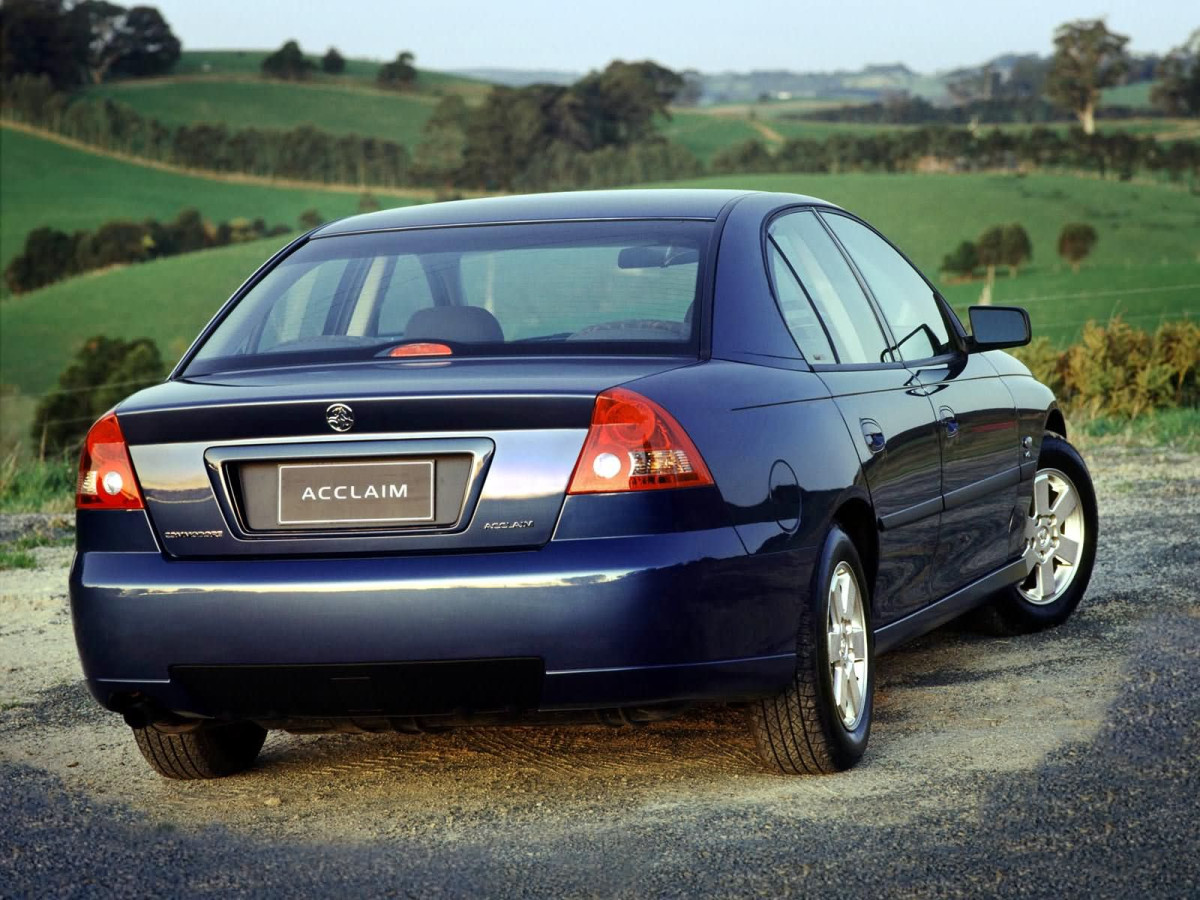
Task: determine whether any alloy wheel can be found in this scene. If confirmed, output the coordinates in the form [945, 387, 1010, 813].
[826, 562, 869, 730]
[1019, 467, 1086, 605]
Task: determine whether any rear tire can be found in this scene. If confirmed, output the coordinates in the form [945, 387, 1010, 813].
[747, 525, 873, 774]
[977, 434, 1098, 635]
[133, 721, 267, 780]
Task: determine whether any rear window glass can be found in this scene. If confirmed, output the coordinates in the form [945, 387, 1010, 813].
[185, 221, 709, 375]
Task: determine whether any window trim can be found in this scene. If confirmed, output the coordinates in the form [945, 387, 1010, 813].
[816, 209, 968, 365]
[764, 205, 897, 370]
[765, 235, 841, 365]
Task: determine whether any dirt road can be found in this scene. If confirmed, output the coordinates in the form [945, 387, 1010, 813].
[2, 443, 1197, 897]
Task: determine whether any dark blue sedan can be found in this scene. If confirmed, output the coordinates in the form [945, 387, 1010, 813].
[70, 190, 1098, 778]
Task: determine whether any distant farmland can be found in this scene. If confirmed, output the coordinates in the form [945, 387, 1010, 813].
[3, 131, 1196, 398]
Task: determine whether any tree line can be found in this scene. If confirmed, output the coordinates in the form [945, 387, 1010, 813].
[798, 22, 1199, 130]
[710, 127, 1199, 183]
[4, 207, 293, 294]
[940, 222, 1099, 283]
[0, 61, 708, 192]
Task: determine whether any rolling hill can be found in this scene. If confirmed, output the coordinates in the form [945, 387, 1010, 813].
[0, 126, 420, 271]
[3, 162, 1196, 401]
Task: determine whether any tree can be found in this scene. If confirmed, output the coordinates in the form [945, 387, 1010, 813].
[413, 95, 469, 186]
[940, 240, 979, 278]
[262, 40, 313, 80]
[106, 5, 180, 78]
[573, 60, 684, 146]
[1058, 223, 1098, 272]
[0, 0, 89, 88]
[30, 336, 164, 456]
[1045, 19, 1130, 135]
[322, 46, 345, 74]
[66, 2, 181, 82]
[1151, 29, 1200, 116]
[1000, 223, 1033, 276]
[377, 51, 416, 90]
[975, 225, 1005, 287]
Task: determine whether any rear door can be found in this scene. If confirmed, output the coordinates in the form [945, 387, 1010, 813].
[769, 210, 941, 626]
[819, 211, 1021, 597]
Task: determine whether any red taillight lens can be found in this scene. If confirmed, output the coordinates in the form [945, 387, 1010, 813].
[76, 412, 144, 510]
[567, 388, 714, 494]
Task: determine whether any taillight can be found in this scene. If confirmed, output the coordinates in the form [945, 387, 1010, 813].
[567, 388, 713, 494]
[76, 412, 144, 510]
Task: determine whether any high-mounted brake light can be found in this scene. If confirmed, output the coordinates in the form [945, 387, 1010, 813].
[76, 412, 144, 510]
[567, 388, 713, 494]
[387, 342, 453, 358]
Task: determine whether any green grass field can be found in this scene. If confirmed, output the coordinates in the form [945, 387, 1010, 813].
[172, 50, 488, 93]
[82, 78, 441, 148]
[1, 236, 289, 395]
[657, 172, 1199, 345]
[79, 51, 491, 151]
[0, 127, 418, 270]
[659, 111, 766, 161]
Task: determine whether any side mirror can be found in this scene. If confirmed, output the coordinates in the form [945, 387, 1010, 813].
[968, 305, 1031, 351]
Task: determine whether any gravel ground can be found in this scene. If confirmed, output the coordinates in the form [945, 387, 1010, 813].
[1, 443, 1197, 898]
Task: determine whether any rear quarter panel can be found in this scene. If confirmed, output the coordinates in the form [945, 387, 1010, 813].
[630, 359, 868, 645]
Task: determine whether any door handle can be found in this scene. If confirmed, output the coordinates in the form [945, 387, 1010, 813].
[860, 419, 886, 454]
[939, 406, 959, 438]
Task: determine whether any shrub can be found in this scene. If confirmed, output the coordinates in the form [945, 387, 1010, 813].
[941, 240, 979, 278]
[1058, 222, 1098, 272]
[4, 227, 78, 293]
[299, 208, 324, 230]
[711, 139, 775, 174]
[4, 208, 293, 293]
[30, 336, 165, 456]
[1013, 318, 1199, 419]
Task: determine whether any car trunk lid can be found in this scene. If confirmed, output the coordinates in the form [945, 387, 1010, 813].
[120, 357, 693, 558]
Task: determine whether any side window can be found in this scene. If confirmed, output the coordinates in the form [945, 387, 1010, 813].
[769, 211, 890, 365]
[822, 212, 952, 361]
[768, 244, 836, 363]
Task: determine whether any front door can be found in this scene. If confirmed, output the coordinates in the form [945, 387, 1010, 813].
[914, 353, 1021, 597]
[819, 210, 1021, 603]
[768, 210, 942, 626]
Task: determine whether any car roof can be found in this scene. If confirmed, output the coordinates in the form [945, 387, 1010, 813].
[313, 189, 837, 236]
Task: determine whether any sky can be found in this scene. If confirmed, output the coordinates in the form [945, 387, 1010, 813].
[150, 0, 1196, 74]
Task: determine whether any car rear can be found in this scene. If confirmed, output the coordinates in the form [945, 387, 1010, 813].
[69, 213, 796, 741]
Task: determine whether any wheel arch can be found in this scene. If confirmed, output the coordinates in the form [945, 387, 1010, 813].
[1045, 407, 1067, 439]
[831, 497, 878, 601]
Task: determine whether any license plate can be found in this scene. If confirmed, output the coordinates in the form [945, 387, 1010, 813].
[277, 460, 434, 526]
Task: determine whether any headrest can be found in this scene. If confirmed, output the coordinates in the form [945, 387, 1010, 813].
[404, 305, 504, 343]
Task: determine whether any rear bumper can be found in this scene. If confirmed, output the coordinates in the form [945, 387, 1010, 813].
[70, 528, 808, 719]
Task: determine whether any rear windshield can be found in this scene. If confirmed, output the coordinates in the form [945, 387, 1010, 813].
[184, 220, 711, 376]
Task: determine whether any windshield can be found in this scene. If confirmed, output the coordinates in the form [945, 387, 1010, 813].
[184, 220, 710, 376]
